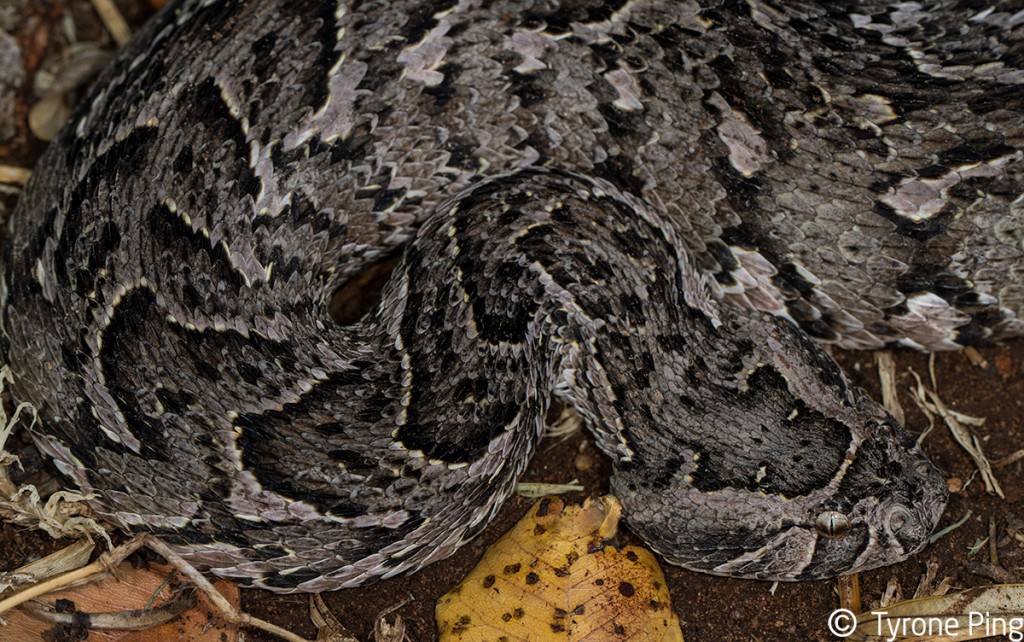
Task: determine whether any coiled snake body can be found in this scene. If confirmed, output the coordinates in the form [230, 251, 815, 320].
[10, 0, 1024, 591]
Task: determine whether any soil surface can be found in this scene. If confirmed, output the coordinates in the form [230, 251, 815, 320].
[1, 3, 1022, 641]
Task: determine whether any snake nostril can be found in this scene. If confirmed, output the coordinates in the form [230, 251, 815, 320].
[885, 506, 912, 534]
[913, 460, 933, 478]
[815, 511, 852, 539]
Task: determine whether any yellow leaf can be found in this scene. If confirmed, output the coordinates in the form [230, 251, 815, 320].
[437, 495, 684, 642]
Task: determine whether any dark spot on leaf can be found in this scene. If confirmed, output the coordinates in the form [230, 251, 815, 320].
[537, 498, 552, 516]
[451, 614, 472, 634]
[525, 572, 539, 585]
[619, 581, 635, 597]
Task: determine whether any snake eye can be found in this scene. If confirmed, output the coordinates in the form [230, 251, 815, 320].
[815, 511, 852, 539]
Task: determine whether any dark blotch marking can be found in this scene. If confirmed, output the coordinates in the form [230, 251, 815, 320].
[537, 498, 553, 516]
[97, 289, 176, 463]
[423, 61, 461, 110]
[261, 567, 322, 590]
[938, 142, 1015, 167]
[685, 365, 850, 496]
[145, 203, 247, 291]
[507, 69, 557, 108]
[52, 128, 158, 292]
[451, 614, 472, 634]
[872, 201, 954, 242]
[188, 77, 253, 176]
[399, 0, 456, 44]
[172, 145, 194, 174]
[327, 448, 378, 473]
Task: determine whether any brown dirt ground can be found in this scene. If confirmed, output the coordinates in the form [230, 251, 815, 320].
[2, 2, 1023, 641]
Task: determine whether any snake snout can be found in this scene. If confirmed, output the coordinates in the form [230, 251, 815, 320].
[886, 450, 948, 554]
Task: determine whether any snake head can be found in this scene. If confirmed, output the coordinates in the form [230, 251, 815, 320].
[599, 310, 948, 581]
[613, 406, 947, 580]
[792, 415, 948, 579]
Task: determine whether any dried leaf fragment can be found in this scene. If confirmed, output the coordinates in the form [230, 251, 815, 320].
[437, 495, 684, 641]
[849, 583, 1024, 641]
[0, 563, 239, 642]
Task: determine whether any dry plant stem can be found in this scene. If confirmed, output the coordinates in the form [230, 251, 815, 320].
[837, 574, 861, 613]
[373, 600, 411, 642]
[0, 498, 94, 523]
[90, 0, 132, 46]
[0, 535, 314, 642]
[989, 517, 999, 567]
[20, 591, 192, 629]
[874, 351, 905, 426]
[0, 539, 95, 595]
[964, 562, 1019, 584]
[309, 594, 359, 642]
[879, 576, 903, 608]
[993, 448, 1024, 468]
[0, 165, 32, 186]
[0, 535, 149, 615]
[911, 558, 952, 599]
[963, 346, 989, 368]
[908, 358, 1003, 497]
[141, 536, 312, 642]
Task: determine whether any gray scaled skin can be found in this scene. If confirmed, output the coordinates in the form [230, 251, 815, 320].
[12, 0, 1023, 592]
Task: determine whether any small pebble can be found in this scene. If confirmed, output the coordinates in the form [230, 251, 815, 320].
[574, 451, 595, 472]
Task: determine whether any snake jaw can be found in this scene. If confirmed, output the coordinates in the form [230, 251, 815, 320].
[615, 448, 946, 582]
[608, 364, 949, 582]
